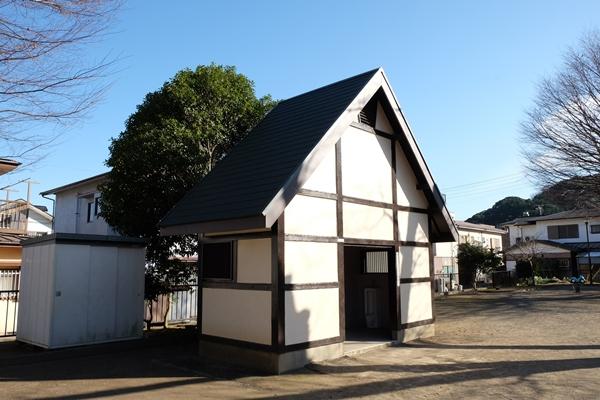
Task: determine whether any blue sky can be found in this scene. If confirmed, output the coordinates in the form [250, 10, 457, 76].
[4, 0, 600, 220]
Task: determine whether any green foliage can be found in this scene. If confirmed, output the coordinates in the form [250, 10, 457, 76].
[457, 242, 503, 289]
[100, 64, 277, 299]
[466, 192, 566, 226]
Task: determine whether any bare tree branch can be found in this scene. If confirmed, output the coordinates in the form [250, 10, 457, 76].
[0, 0, 121, 164]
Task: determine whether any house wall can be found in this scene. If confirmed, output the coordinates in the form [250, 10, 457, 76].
[53, 180, 116, 235]
[508, 217, 600, 246]
[27, 211, 52, 235]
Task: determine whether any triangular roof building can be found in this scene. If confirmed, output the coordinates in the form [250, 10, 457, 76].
[160, 68, 457, 373]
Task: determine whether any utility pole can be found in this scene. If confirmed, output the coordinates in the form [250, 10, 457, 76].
[585, 220, 592, 285]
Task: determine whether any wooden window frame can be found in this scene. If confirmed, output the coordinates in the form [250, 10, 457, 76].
[201, 240, 237, 282]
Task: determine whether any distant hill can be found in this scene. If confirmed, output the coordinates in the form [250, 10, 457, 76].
[465, 196, 563, 226]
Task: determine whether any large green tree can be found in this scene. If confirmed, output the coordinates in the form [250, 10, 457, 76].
[100, 65, 276, 316]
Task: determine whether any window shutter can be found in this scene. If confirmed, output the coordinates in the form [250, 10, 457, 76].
[547, 225, 558, 239]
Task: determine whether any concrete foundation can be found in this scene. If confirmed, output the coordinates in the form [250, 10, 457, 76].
[394, 323, 435, 343]
[199, 339, 344, 374]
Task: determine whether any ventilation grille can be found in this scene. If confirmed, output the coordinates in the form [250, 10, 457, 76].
[363, 250, 389, 274]
[358, 99, 377, 127]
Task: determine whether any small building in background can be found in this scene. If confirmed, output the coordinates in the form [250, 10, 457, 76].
[40, 172, 115, 236]
[433, 220, 505, 293]
[502, 209, 600, 280]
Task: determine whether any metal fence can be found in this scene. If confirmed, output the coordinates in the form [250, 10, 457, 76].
[145, 285, 198, 326]
[0, 270, 19, 336]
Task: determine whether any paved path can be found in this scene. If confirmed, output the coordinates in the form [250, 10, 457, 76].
[1, 285, 599, 399]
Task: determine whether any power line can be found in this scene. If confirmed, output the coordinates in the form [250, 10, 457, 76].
[441, 173, 524, 191]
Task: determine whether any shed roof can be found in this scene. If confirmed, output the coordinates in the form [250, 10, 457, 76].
[160, 68, 457, 242]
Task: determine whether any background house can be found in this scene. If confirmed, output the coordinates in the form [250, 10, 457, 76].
[40, 172, 115, 235]
[433, 220, 505, 292]
[502, 209, 600, 280]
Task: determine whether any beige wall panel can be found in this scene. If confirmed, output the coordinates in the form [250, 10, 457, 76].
[395, 143, 428, 208]
[343, 202, 394, 241]
[301, 147, 336, 194]
[341, 127, 393, 203]
[400, 282, 433, 324]
[285, 288, 339, 345]
[284, 241, 338, 284]
[202, 288, 271, 345]
[398, 246, 430, 279]
[237, 239, 271, 284]
[397, 211, 429, 243]
[285, 195, 337, 237]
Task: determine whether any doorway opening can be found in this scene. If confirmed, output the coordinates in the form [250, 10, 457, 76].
[343, 245, 396, 348]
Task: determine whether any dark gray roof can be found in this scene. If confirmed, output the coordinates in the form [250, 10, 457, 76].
[501, 208, 600, 226]
[160, 68, 380, 227]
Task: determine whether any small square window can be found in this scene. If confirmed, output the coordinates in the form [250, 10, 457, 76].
[591, 224, 600, 234]
[363, 250, 389, 274]
[202, 242, 234, 280]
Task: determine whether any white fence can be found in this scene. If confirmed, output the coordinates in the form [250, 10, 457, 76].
[0, 270, 19, 336]
[145, 285, 198, 326]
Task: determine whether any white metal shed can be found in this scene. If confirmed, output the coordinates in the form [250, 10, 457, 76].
[17, 233, 146, 348]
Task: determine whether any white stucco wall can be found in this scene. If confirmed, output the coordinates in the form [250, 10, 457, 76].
[341, 127, 393, 203]
[284, 195, 337, 237]
[284, 241, 338, 284]
[285, 288, 339, 345]
[397, 211, 428, 243]
[301, 146, 336, 194]
[237, 238, 271, 284]
[202, 288, 271, 345]
[395, 142, 428, 209]
[343, 202, 394, 241]
[400, 282, 433, 324]
[398, 246, 430, 279]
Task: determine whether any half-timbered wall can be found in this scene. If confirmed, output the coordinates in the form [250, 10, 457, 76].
[201, 238, 272, 345]
[280, 104, 434, 347]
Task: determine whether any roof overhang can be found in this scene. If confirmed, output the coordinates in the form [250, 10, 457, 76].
[159, 215, 267, 236]
[0, 159, 20, 176]
[40, 172, 109, 196]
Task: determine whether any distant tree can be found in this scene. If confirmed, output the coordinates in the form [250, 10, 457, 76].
[100, 65, 276, 309]
[0, 0, 120, 165]
[522, 31, 600, 203]
[509, 239, 543, 286]
[457, 242, 503, 289]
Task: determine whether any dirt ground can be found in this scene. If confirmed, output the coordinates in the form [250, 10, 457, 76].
[1, 285, 600, 399]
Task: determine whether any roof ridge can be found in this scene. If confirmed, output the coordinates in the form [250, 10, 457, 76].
[280, 67, 380, 104]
